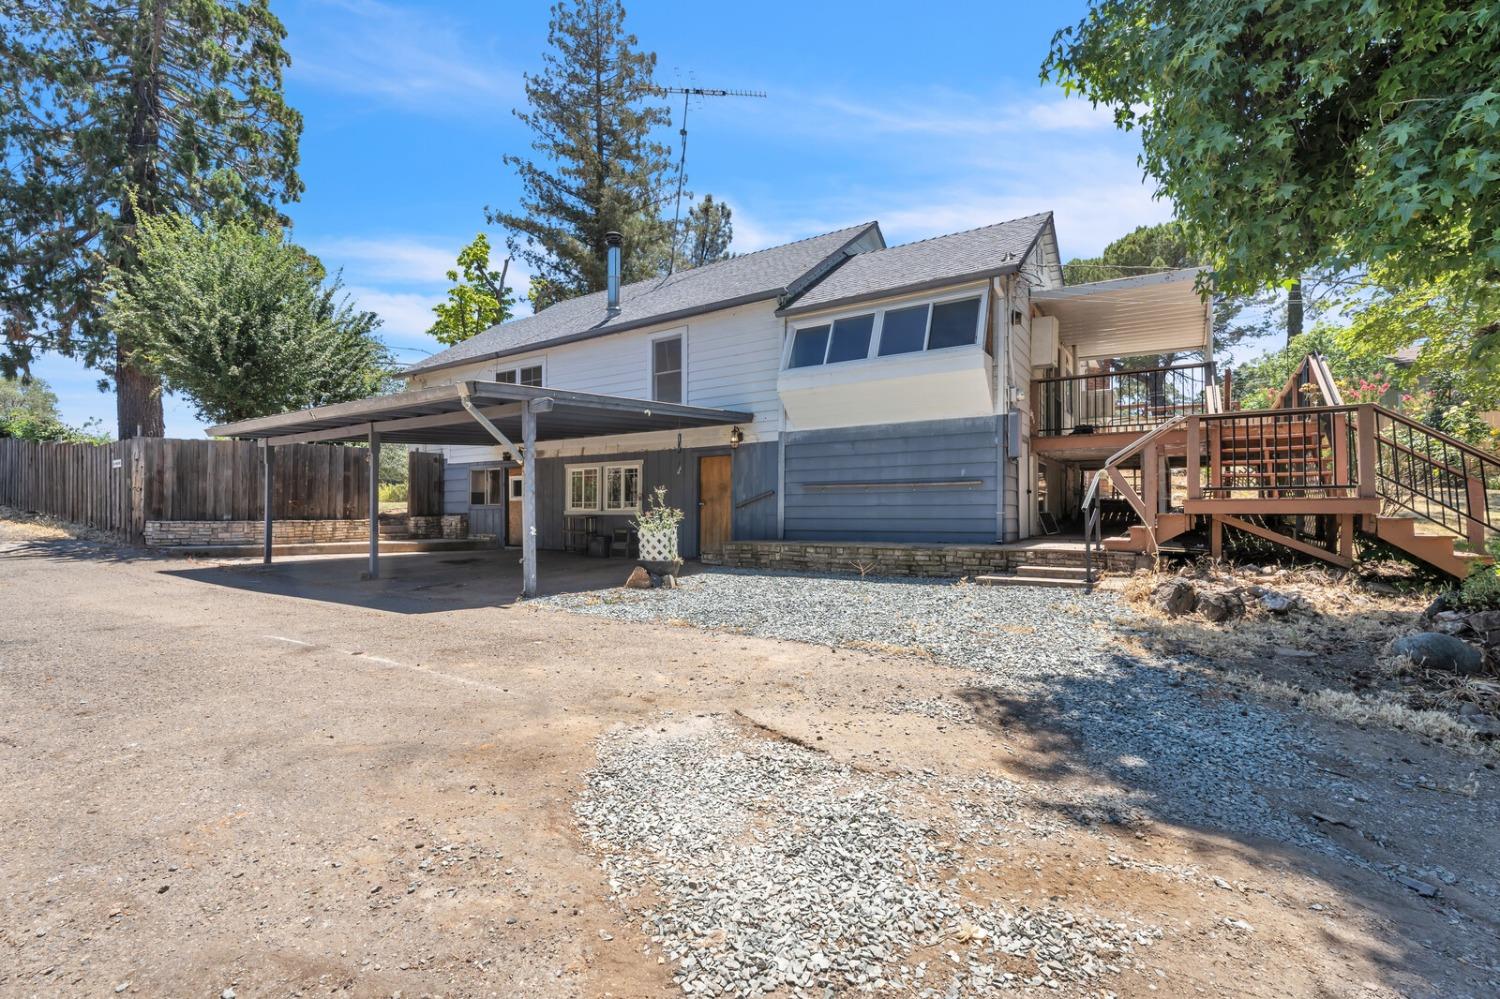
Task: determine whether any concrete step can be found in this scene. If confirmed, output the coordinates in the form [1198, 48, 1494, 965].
[975, 574, 1089, 589]
[1014, 564, 1090, 579]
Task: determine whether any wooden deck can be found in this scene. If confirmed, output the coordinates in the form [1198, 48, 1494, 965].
[1070, 354, 1498, 578]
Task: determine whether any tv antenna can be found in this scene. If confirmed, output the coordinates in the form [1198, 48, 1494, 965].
[661, 86, 766, 273]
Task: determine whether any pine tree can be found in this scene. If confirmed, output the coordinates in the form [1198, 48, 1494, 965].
[486, 0, 672, 312]
[0, 0, 302, 437]
[675, 194, 733, 270]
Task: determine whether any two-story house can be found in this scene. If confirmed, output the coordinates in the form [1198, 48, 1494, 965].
[394, 211, 1211, 559]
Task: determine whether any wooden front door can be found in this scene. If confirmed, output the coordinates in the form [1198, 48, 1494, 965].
[505, 467, 523, 546]
[698, 454, 732, 556]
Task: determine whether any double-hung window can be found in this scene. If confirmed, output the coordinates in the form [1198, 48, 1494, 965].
[469, 468, 504, 506]
[566, 461, 641, 514]
[496, 363, 543, 386]
[652, 334, 683, 403]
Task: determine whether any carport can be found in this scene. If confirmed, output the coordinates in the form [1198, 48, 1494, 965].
[207, 381, 751, 597]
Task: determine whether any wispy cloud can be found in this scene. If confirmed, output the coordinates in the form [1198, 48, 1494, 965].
[310, 235, 459, 286]
[804, 88, 1115, 139]
[290, 0, 517, 112]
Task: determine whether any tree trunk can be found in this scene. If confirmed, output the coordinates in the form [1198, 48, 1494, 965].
[113, 0, 167, 439]
[116, 351, 164, 438]
[1286, 279, 1304, 346]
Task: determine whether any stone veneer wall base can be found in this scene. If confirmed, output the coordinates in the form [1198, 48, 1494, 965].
[716, 540, 1144, 578]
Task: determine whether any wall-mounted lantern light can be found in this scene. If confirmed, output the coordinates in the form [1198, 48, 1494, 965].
[729, 426, 744, 449]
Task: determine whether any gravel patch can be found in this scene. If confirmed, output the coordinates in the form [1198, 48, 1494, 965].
[545, 570, 1325, 848]
[577, 715, 1159, 997]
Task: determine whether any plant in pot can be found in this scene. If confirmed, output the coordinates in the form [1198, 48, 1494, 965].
[633, 486, 684, 577]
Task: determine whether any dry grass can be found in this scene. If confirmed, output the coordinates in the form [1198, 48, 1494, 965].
[1118, 563, 1423, 661]
[0, 505, 79, 541]
[1118, 564, 1499, 757]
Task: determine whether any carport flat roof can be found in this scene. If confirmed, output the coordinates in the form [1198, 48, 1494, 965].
[206, 381, 753, 446]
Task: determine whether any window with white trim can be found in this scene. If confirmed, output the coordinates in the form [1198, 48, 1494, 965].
[786, 295, 985, 368]
[496, 362, 543, 386]
[651, 334, 683, 403]
[565, 461, 642, 514]
[469, 468, 504, 506]
[508, 474, 523, 501]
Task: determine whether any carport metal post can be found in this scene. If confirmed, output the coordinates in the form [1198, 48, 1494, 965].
[262, 442, 274, 564]
[367, 425, 380, 580]
[521, 399, 543, 598]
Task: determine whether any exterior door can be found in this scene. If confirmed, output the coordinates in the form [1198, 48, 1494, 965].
[505, 467, 523, 546]
[698, 455, 732, 556]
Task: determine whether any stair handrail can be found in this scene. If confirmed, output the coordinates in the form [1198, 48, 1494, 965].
[1272, 352, 1344, 409]
[1369, 403, 1499, 542]
[1082, 468, 1105, 591]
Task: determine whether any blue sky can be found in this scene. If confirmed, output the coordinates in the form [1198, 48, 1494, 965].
[36, 0, 1177, 437]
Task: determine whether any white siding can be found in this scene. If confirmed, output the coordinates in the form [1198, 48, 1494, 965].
[407, 299, 784, 460]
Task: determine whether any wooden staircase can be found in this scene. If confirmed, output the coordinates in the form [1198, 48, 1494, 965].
[1085, 354, 1497, 579]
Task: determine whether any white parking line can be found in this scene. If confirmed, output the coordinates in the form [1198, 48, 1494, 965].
[264, 634, 507, 695]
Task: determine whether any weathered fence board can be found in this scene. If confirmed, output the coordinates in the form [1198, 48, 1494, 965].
[408, 450, 444, 517]
[0, 438, 369, 541]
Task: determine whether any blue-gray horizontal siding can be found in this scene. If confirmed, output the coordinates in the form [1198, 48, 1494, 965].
[441, 440, 777, 558]
[782, 417, 1003, 544]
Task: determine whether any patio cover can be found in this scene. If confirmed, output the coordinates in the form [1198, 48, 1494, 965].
[1032, 268, 1213, 362]
[207, 381, 752, 597]
[207, 380, 753, 446]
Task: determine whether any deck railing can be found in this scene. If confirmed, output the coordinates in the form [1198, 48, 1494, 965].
[1034, 361, 1215, 436]
[1195, 405, 1361, 500]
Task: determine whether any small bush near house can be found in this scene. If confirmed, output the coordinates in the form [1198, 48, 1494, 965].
[379, 482, 407, 504]
[1453, 542, 1500, 611]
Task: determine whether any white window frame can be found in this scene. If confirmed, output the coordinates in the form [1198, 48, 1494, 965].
[565, 463, 602, 514]
[508, 473, 523, 502]
[782, 288, 989, 370]
[602, 461, 643, 513]
[649, 329, 687, 404]
[496, 357, 546, 386]
[564, 460, 643, 514]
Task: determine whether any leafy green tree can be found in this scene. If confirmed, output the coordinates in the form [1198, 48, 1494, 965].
[103, 212, 390, 427]
[428, 234, 514, 346]
[486, 0, 673, 311]
[0, 376, 59, 421]
[674, 194, 734, 270]
[0, 0, 302, 438]
[1043, 0, 1500, 360]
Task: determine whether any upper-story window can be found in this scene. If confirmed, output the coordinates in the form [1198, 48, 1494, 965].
[786, 295, 984, 369]
[496, 363, 543, 386]
[652, 333, 683, 403]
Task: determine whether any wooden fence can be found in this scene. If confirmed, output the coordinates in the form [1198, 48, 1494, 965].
[407, 450, 444, 517]
[0, 438, 370, 541]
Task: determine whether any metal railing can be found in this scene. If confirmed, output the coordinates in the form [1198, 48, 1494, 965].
[1034, 361, 1216, 436]
[1081, 469, 1104, 591]
[1373, 407, 1500, 543]
[1197, 405, 1360, 500]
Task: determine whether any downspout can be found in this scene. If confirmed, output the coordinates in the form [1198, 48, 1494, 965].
[458, 383, 523, 463]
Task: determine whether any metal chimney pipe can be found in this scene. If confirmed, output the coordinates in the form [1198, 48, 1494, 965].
[605, 231, 622, 314]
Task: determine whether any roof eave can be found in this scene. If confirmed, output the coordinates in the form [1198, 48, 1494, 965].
[401, 289, 781, 378]
[775, 263, 1020, 319]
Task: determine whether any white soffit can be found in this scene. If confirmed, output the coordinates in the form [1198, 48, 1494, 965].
[1033, 268, 1211, 359]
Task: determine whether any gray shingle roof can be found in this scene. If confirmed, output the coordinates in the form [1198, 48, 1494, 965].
[777, 212, 1054, 316]
[403, 221, 880, 376]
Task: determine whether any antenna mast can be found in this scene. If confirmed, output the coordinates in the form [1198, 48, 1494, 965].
[661, 86, 766, 273]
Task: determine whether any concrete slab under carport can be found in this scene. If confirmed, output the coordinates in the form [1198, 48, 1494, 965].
[163, 548, 673, 614]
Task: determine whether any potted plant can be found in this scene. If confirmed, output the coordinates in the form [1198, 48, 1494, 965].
[633, 486, 684, 576]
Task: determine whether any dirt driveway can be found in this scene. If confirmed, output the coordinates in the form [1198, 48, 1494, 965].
[1, 527, 1497, 998]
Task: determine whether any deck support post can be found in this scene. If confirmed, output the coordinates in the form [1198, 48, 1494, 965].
[521, 402, 540, 598]
[1339, 514, 1356, 562]
[1186, 417, 1202, 501]
[367, 425, 380, 580]
[262, 442, 274, 564]
[1355, 404, 1377, 499]
[1209, 515, 1223, 561]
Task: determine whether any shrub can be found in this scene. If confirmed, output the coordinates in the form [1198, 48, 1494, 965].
[378, 482, 407, 503]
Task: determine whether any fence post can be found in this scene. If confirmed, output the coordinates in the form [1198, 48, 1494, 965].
[262, 443, 275, 564]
